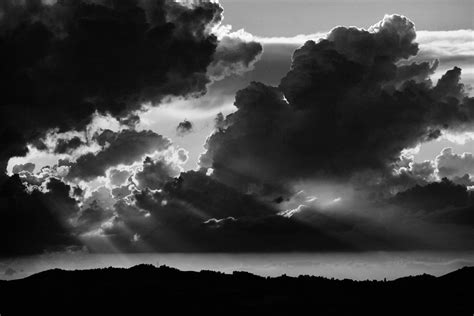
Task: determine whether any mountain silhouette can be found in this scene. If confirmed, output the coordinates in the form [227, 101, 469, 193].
[0, 265, 472, 315]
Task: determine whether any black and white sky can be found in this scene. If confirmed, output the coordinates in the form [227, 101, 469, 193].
[0, 0, 473, 256]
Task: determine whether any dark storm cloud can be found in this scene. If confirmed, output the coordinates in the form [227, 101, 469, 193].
[135, 156, 181, 190]
[392, 60, 438, 86]
[77, 203, 110, 234]
[53, 137, 84, 154]
[91, 170, 353, 252]
[390, 178, 474, 228]
[176, 119, 193, 136]
[390, 178, 470, 211]
[325, 15, 418, 65]
[67, 129, 171, 181]
[140, 171, 276, 219]
[430, 203, 474, 228]
[3, 10, 473, 255]
[89, 170, 436, 252]
[82, 169, 473, 252]
[201, 15, 474, 192]
[0, 0, 262, 175]
[0, 175, 79, 256]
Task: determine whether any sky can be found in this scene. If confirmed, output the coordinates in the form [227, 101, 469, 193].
[0, 0, 473, 259]
[220, 0, 473, 36]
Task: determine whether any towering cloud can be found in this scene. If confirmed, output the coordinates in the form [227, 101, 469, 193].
[201, 15, 474, 192]
[0, 0, 262, 176]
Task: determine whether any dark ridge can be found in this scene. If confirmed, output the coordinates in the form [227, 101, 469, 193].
[0, 265, 472, 315]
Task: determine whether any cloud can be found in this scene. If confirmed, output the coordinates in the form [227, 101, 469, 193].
[0, 0, 261, 175]
[85, 170, 356, 252]
[83, 186, 116, 211]
[415, 30, 474, 66]
[67, 129, 171, 181]
[135, 156, 181, 190]
[54, 137, 84, 154]
[154, 170, 276, 219]
[109, 169, 131, 187]
[176, 119, 194, 136]
[253, 29, 474, 59]
[85, 169, 458, 252]
[436, 147, 474, 179]
[390, 146, 474, 191]
[254, 28, 474, 93]
[12, 163, 35, 174]
[389, 178, 474, 229]
[0, 175, 79, 256]
[2, 11, 474, 255]
[200, 15, 474, 193]
[176, 148, 189, 163]
[207, 35, 263, 80]
[391, 178, 470, 211]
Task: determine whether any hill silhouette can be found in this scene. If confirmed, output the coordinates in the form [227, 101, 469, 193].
[0, 265, 472, 315]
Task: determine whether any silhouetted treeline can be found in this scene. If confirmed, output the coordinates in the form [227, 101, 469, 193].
[0, 265, 472, 315]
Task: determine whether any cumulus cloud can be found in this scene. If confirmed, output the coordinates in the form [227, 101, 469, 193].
[83, 186, 116, 211]
[0, 0, 262, 175]
[176, 120, 194, 136]
[390, 147, 474, 189]
[254, 28, 474, 94]
[201, 15, 474, 193]
[67, 129, 171, 181]
[135, 156, 181, 190]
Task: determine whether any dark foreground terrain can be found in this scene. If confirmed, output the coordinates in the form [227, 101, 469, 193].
[0, 265, 472, 315]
